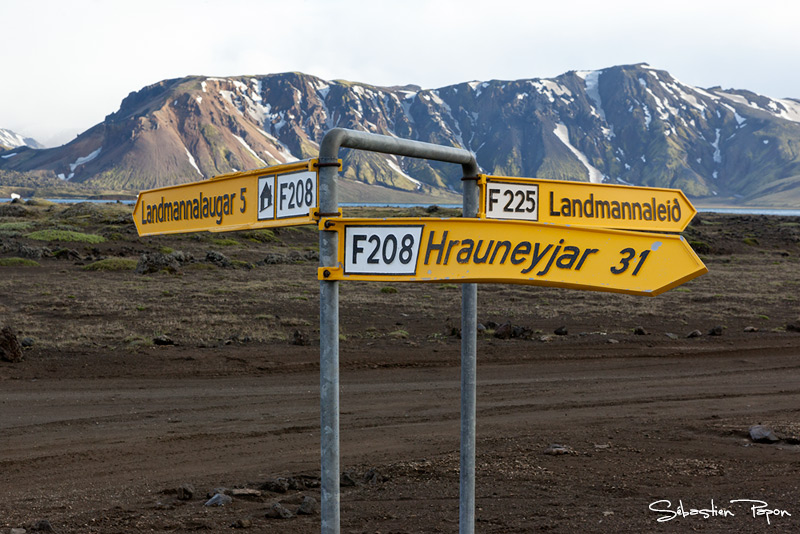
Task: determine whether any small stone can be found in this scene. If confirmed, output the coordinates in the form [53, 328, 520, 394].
[687, 329, 702, 338]
[744, 326, 759, 332]
[207, 487, 227, 498]
[231, 518, 252, 529]
[205, 251, 231, 268]
[227, 488, 262, 499]
[0, 326, 23, 363]
[265, 502, 294, 519]
[11, 528, 26, 534]
[665, 332, 679, 339]
[261, 478, 289, 493]
[633, 326, 647, 335]
[786, 323, 800, 333]
[31, 520, 54, 532]
[708, 325, 724, 336]
[135, 252, 180, 274]
[363, 469, 386, 485]
[291, 330, 309, 346]
[153, 335, 175, 346]
[20, 337, 35, 348]
[476, 323, 486, 332]
[607, 338, 619, 344]
[340, 471, 357, 487]
[52, 248, 81, 261]
[494, 323, 513, 339]
[204, 493, 233, 507]
[554, 326, 568, 336]
[285, 477, 306, 491]
[177, 483, 195, 500]
[749, 425, 780, 443]
[538, 335, 555, 343]
[544, 444, 575, 455]
[297, 496, 318, 515]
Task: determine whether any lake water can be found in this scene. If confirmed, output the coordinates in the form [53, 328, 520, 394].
[2, 198, 799, 216]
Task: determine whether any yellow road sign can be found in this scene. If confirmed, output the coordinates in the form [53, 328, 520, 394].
[319, 218, 707, 296]
[133, 159, 339, 236]
[480, 175, 697, 232]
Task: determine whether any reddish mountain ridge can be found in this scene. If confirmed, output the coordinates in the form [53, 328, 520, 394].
[3, 66, 800, 206]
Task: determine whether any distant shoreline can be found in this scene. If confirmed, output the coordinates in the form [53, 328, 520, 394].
[2, 197, 798, 217]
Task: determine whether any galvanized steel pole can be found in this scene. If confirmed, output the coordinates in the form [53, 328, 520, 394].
[318, 128, 479, 534]
[460, 165, 479, 534]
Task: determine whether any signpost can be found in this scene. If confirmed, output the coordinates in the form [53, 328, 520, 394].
[134, 128, 708, 534]
[480, 175, 696, 232]
[132, 159, 336, 236]
[319, 217, 707, 296]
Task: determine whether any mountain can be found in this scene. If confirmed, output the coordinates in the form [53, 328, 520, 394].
[0, 128, 45, 150]
[3, 64, 800, 206]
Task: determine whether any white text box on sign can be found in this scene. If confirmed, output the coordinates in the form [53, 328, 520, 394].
[344, 225, 424, 276]
[277, 171, 317, 219]
[485, 181, 539, 221]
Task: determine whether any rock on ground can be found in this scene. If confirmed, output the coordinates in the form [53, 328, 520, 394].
[0, 326, 23, 363]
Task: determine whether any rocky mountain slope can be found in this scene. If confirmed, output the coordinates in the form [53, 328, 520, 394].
[2, 64, 800, 206]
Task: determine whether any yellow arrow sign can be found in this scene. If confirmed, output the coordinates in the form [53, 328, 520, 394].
[319, 218, 707, 296]
[480, 175, 697, 232]
[132, 160, 337, 236]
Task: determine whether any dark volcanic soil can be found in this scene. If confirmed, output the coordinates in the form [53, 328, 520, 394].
[1, 202, 800, 533]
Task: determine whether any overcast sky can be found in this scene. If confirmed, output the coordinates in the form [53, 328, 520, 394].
[2, 0, 799, 147]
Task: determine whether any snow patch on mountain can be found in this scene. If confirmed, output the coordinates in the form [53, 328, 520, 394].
[773, 98, 800, 122]
[642, 105, 652, 129]
[530, 80, 572, 104]
[256, 128, 298, 163]
[184, 147, 203, 177]
[69, 147, 103, 174]
[386, 155, 421, 189]
[234, 135, 266, 166]
[577, 70, 606, 122]
[711, 129, 722, 164]
[552, 123, 604, 183]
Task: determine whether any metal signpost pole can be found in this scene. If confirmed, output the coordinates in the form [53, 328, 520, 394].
[460, 173, 479, 534]
[318, 152, 341, 534]
[318, 128, 478, 534]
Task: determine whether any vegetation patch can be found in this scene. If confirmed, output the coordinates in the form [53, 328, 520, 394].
[0, 221, 34, 233]
[82, 258, 138, 271]
[230, 259, 254, 270]
[0, 257, 40, 267]
[388, 329, 409, 339]
[210, 238, 240, 247]
[27, 229, 106, 243]
[689, 240, 711, 254]
[239, 229, 278, 243]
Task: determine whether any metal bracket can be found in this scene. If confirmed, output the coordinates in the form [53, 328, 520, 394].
[313, 159, 343, 171]
[311, 208, 343, 221]
[317, 266, 342, 280]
